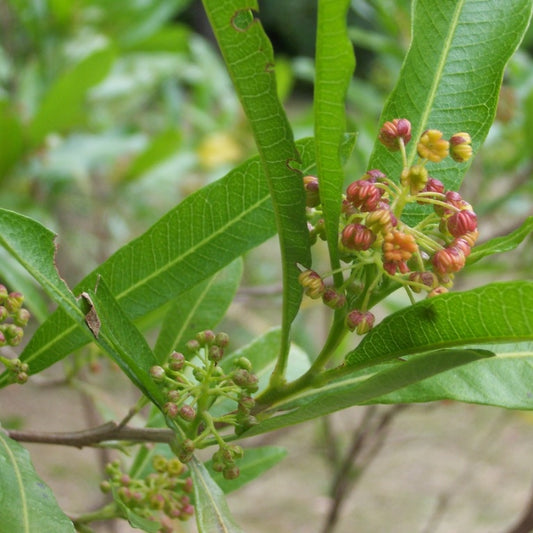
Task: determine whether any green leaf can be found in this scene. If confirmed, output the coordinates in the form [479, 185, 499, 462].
[0, 209, 89, 329]
[1, 138, 317, 387]
[0, 431, 75, 532]
[0, 251, 49, 323]
[467, 216, 533, 265]
[84, 277, 165, 407]
[29, 47, 115, 146]
[241, 348, 491, 437]
[202, 0, 311, 375]
[122, 130, 182, 183]
[153, 258, 243, 362]
[346, 281, 533, 368]
[314, 0, 355, 283]
[368, 342, 533, 409]
[189, 457, 244, 533]
[205, 446, 287, 494]
[369, 0, 533, 224]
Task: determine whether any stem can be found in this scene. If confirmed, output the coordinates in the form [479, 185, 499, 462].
[71, 502, 120, 526]
[6, 422, 174, 448]
[256, 313, 347, 407]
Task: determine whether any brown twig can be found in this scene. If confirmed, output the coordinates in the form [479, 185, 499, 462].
[5, 422, 174, 448]
[420, 409, 510, 533]
[504, 481, 533, 533]
[321, 405, 407, 533]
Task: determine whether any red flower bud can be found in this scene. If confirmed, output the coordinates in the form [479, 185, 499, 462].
[432, 246, 466, 275]
[341, 223, 376, 251]
[346, 310, 375, 335]
[303, 175, 320, 207]
[179, 405, 196, 422]
[346, 180, 383, 212]
[447, 209, 477, 237]
[168, 351, 185, 371]
[449, 132, 472, 162]
[298, 269, 326, 299]
[363, 169, 387, 182]
[322, 288, 347, 309]
[378, 118, 412, 150]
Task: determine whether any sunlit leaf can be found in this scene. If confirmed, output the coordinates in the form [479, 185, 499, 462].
[85, 277, 165, 407]
[468, 216, 533, 265]
[0, 209, 89, 329]
[346, 281, 533, 368]
[1, 138, 317, 387]
[241, 349, 491, 437]
[314, 0, 355, 283]
[368, 0, 533, 225]
[154, 259, 243, 362]
[203, 0, 311, 372]
[368, 342, 533, 409]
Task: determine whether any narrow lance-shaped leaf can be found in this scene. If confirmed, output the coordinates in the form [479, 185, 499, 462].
[368, 0, 533, 225]
[467, 216, 533, 265]
[240, 348, 491, 438]
[189, 457, 244, 533]
[202, 0, 311, 375]
[0, 251, 49, 323]
[154, 258, 243, 362]
[84, 277, 165, 407]
[368, 341, 533, 410]
[0, 209, 91, 332]
[0, 430, 75, 532]
[346, 281, 533, 368]
[0, 138, 318, 388]
[314, 0, 355, 285]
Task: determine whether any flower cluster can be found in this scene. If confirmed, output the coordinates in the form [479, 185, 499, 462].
[150, 330, 259, 478]
[101, 455, 194, 529]
[0, 285, 31, 383]
[301, 119, 478, 335]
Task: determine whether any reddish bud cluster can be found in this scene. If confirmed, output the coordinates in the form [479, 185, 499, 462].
[341, 223, 375, 251]
[298, 269, 325, 299]
[300, 117, 479, 337]
[378, 118, 412, 150]
[346, 179, 384, 212]
[346, 310, 375, 335]
[103, 457, 194, 524]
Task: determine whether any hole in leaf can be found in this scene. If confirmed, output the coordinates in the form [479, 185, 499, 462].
[286, 158, 302, 174]
[231, 9, 258, 32]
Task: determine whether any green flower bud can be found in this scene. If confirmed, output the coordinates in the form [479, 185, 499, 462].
[215, 332, 230, 348]
[168, 351, 185, 371]
[5, 292, 24, 314]
[150, 365, 166, 382]
[223, 465, 240, 480]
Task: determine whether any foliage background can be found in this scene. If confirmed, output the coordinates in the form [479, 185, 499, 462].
[0, 0, 532, 531]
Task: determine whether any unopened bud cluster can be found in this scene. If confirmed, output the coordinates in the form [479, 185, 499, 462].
[150, 330, 259, 477]
[0, 285, 31, 383]
[300, 119, 478, 335]
[0, 285, 30, 347]
[101, 456, 194, 526]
